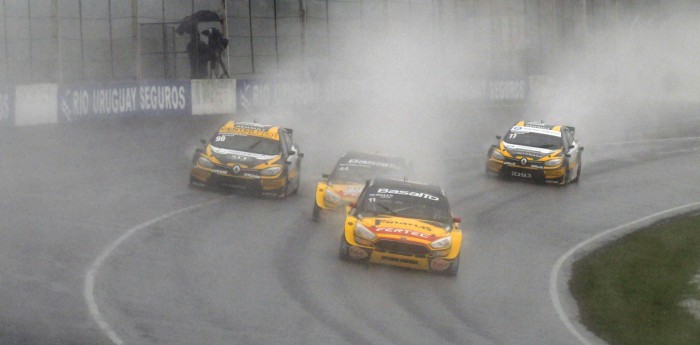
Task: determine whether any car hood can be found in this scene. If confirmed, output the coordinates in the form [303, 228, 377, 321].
[328, 183, 364, 200]
[502, 143, 559, 160]
[208, 146, 280, 166]
[358, 216, 450, 243]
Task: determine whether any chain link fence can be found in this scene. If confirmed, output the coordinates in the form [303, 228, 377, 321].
[0, 0, 663, 83]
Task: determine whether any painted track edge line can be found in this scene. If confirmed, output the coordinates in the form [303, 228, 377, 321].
[549, 201, 700, 345]
[84, 196, 228, 345]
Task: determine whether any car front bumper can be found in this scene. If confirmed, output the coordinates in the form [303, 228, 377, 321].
[190, 165, 286, 195]
[341, 235, 458, 273]
[486, 158, 565, 183]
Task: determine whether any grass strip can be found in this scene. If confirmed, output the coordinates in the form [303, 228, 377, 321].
[570, 213, 700, 345]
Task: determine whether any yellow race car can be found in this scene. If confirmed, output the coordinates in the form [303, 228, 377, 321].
[313, 151, 411, 221]
[189, 121, 303, 197]
[486, 120, 583, 185]
[339, 178, 463, 276]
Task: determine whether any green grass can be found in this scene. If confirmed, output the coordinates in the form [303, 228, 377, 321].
[570, 213, 700, 345]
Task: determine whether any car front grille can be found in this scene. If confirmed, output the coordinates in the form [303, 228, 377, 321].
[374, 240, 430, 257]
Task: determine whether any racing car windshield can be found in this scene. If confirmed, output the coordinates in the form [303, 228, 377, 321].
[330, 160, 406, 184]
[211, 133, 281, 156]
[504, 131, 562, 149]
[357, 186, 451, 224]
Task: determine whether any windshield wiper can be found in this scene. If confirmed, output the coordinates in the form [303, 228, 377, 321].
[376, 202, 397, 216]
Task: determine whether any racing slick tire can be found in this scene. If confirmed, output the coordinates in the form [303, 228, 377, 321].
[559, 163, 570, 186]
[339, 234, 351, 261]
[291, 170, 301, 196]
[573, 162, 581, 183]
[312, 202, 321, 222]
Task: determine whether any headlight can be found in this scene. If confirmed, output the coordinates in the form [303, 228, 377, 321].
[544, 158, 563, 167]
[354, 222, 377, 241]
[324, 188, 342, 205]
[430, 236, 451, 249]
[197, 156, 214, 169]
[260, 166, 283, 176]
[491, 150, 505, 161]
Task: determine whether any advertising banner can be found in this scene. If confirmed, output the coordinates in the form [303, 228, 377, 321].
[445, 79, 529, 102]
[237, 78, 529, 113]
[192, 79, 237, 115]
[58, 80, 192, 122]
[0, 85, 14, 126]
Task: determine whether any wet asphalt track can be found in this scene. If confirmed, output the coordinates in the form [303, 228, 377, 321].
[1, 106, 700, 345]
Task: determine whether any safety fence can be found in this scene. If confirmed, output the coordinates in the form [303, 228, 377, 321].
[0, 0, 608, 83]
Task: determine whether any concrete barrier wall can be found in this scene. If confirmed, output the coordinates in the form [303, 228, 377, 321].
[5, 80, 235, 127]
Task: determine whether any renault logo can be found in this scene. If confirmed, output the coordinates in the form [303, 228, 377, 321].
[232, 165, 241, 174]
[520, 158, 528, 165]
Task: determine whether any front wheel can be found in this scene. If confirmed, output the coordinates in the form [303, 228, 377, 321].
[572, 162, 581, 183]
[559, 163, 570, 186]
[445, 255, 460, 276]
[312, 202, 321, 222]
[339, 234, 351, 261]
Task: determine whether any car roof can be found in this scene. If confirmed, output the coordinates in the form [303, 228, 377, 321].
[367, 178, 445, 196]
[512, 120, 575, 133]
[218, 121, 282, 140]
[341, 151, 408, 166]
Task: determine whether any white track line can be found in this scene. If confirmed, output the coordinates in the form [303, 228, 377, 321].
[84, 197, 227, 345]
[550, 202, 700, 345]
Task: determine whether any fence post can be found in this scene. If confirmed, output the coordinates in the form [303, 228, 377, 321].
[53, 0, 62, 83]
[132, 0, 141, 79]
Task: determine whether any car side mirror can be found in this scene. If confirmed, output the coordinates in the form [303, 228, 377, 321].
[568, 144, 575, 150]
[322, 173, 330, 178]
[580, 146, 584, 152]
[453, 217, 462, 224]
[200, 139, 206, 146]
[496, 135, 501, 141]
[288, 150, 296, 156]
[298, 153, 305, 158]
[349, 201, 358, 208]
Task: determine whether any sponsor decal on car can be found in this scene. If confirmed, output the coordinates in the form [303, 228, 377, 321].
[381, 220, 432, 232]
[231, 127, 279, 139]
[376, 188, 440, 201]
[373, 227, 432, 239]
[511, 125, 561, 137]
[430, 258, 451, 271]
[346, 158, 403, 170]
[210, 146, 277, 161]
[511, 171, 532, 179]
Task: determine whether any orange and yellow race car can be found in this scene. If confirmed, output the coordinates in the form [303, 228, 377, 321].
[313, 152, 411, 221]
[339, 178, 463, 276]
[486, 120, 583, 185]
[189, 121, 303, 198]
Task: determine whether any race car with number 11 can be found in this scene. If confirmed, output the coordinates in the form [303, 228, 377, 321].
[339, 178, 463, 276]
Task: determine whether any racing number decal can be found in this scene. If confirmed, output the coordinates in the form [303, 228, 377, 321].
[215, 135, 226, 142]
